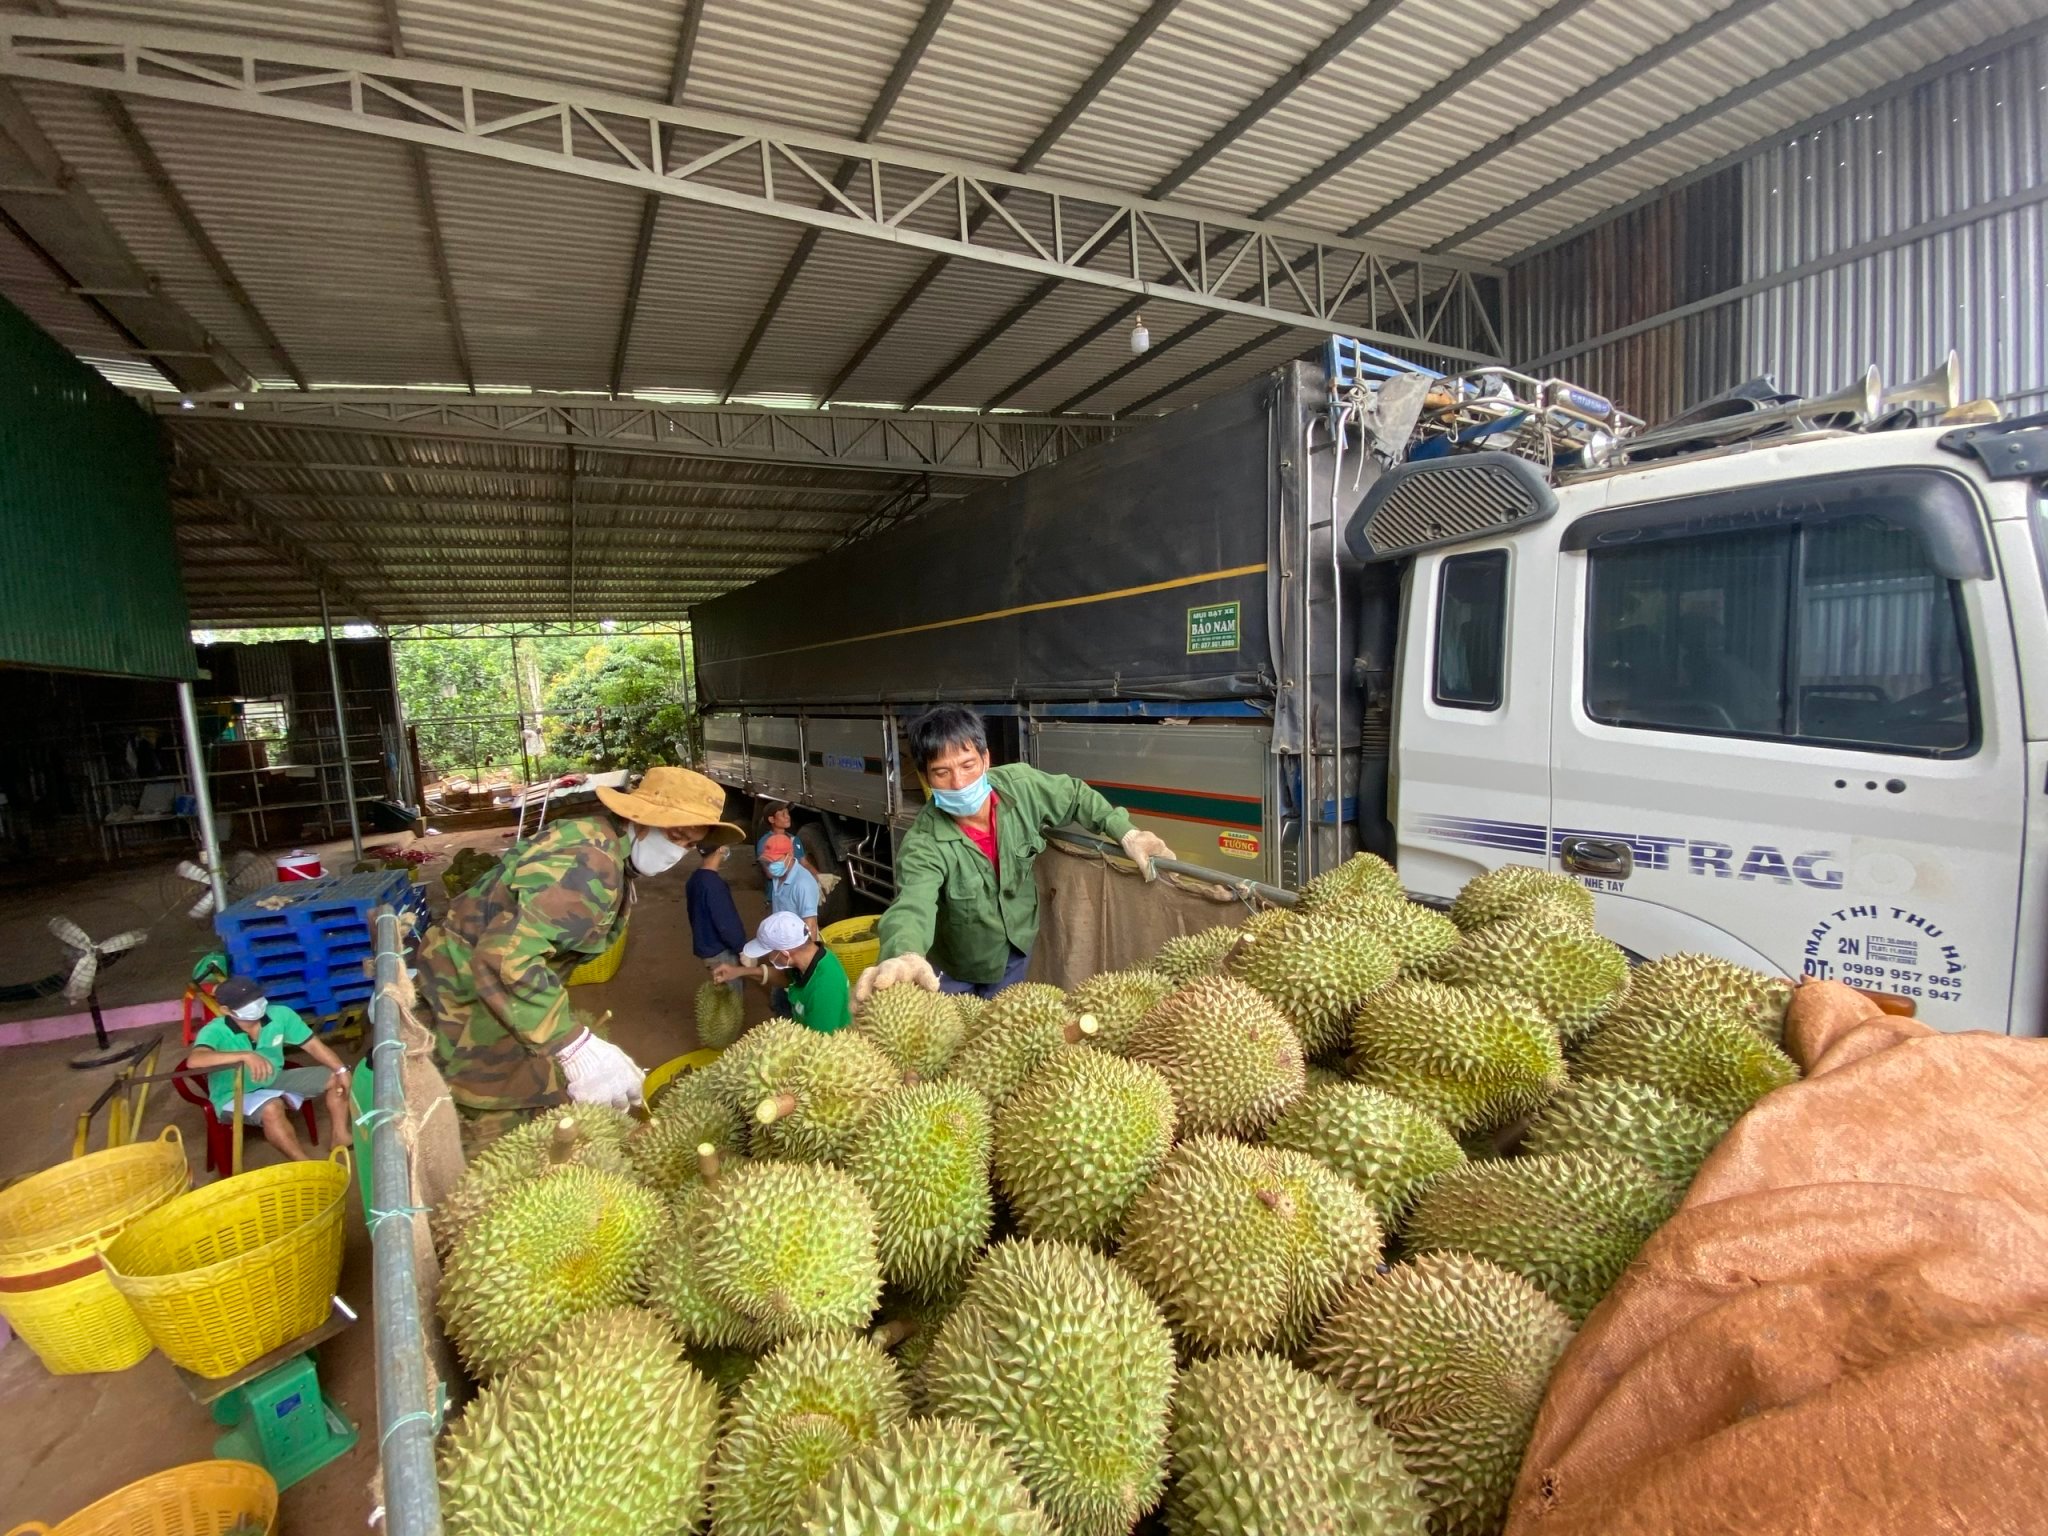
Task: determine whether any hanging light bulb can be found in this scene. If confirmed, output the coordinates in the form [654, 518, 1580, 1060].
[1130, 315, 1150, 356]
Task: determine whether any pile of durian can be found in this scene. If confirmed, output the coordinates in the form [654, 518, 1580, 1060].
[432, 856, 1799, 1536]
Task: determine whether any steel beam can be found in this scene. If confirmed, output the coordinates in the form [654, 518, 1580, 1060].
[383, 0, 474, 392]
[170, 444, 384, 621]
[154, 392, 1118, 475]
[611, 0, 701, 397]
[1430, 0, 1967, 253]
[0, 19, 1499, 355]
[170, 459, 969, 499]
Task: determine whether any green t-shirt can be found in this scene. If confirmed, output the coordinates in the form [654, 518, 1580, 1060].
[194, 1003, 313, 1114]
[785, 948, 851, 1034]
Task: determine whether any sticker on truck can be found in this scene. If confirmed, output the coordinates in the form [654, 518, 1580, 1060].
[1217, 831, 1260, 859]
[1801, 904, 1967, 1005]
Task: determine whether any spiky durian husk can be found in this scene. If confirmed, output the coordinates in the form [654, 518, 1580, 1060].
[751, 1029, 903, 1164]
[1224, 913, 1399, 1056]
[626, 1084, 744, 1195]
[1309, 1253, 1575, 1536]
[696, 979, 746, 1049]
[1401, 1152, 1674, 1322]
[1265, 1082, 1465, 1222]
[1350, 979, 1566, 1133]
[429, 1106, 636, 1254]
[857, 984, 968, 1080]
[1449, 864, 1596, 932]
[798, 1418, 1059, 1536]
[439, 1165, 665, 1380]
[1344, 897, 1465, 969]
[951, 993, 990, 1042]
[1523, 1077, 1728, 1192]
[1125, 976, 1305, 1137]
[1065, 969, 1176, 1055]
[698, 1018, 814, 1118]
[944, 984, 1088, 1106]
[439, 1306, 719, 1536]
[846, 1082, 994, 1300]
[1422, 916, 1629, 1042]
[993, 1051, 1176, 1247]
[694, 1159, 884, 1342]
[1573, 1008, 1799, 1123]
[1608, 952, 1795, 1045]
[1296, 853, 1404, 913]
[1117, 1135, 1381, 1356]
[1152, 926, 1240, 984]
[645, 1185, 776, 1352]
[1167, 1351, 1430, 1536]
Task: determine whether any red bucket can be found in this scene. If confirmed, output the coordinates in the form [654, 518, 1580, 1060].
[275, 850, 323, 882]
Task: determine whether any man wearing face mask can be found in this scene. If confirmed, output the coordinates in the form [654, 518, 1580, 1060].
[418, 765, 743, 1137]
[857, 704, 1175, 1004]
[711, 910, 851, 1033]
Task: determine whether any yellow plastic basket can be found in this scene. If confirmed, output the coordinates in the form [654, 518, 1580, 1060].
[101, 1151, 349, 1379]
[645, 1047, 722, 1105]
[0, 1128, 189, 1375]
[568, 911, 630, 986]
[3, 1458, 276, 1536]
[822, 915, 880, 988]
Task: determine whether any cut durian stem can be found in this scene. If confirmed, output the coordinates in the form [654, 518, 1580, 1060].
[1063, 1015, 1100, 1045]
[756, 1091, 800, 1125]
[548, 1119, 580, 1162]
[697, 1142, 723, 1185]
[870, 1317, 917, 1350]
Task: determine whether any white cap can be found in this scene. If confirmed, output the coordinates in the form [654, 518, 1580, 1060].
[741, 910, 811, 962]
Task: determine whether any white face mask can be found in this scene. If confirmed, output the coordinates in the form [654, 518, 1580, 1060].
[630, 826, 687, 877]
[233, 1000, 267, 1023]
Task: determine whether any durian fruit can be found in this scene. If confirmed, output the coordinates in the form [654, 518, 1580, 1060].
[1338, 896, 1464, 970]
[709, 1330, 911, 1536]
[1168, 1352, 1430, 1536]
[688, 1344, 761, 1401]
[921, 1238, 1176, 1536]
[1065, 969, 1176, 1055]
[1523, 1078, 1727, 1193]
[440, 1165, 666, 1380]
[1265, 1083, 1465, 1222]
[1305, 1061, 1350, 1090]
[1424, 916, 1629, 1042]
[871, 1288, 964, 1393]
[696, 979, 746, 1049]
[1609, 952, 1794, 1045]
[857, 983, 967, 1081]
[699, 1018, 813, 1118]
[1449, 864, 1596, 932]
[626, 1082, 744, 1194]
[1126, 976, 1305, 1137]
[1402, 1152, 1673, 1321]
[646, 1176, 774, 1352]
[752, 1030, 902, 1164]
[1225, 912, 1400, 1056]
[1118, 1136, 1381, 1355]
[695, 1158, 884, 1342]
[993, 1051, 1176, 1247]
[1310, 1253, 1574, 1536]
[951, 993, 990, 1042]
[1296, 852, 1405, 912]
[1350, 979, 1566, 1133]
[1152, 925, 1240, 983]
[846, 1082, 994, 1300]
[945, 986, 1097, 1106]
[429, 1106, 636, 1254]
[1573, 1008, 1799, 1123]
[798, 1418, 1057, 1536]
[439, 1306, 720, 1536]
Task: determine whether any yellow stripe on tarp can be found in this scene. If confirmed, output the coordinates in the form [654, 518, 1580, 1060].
[723, 562, 1270, 664]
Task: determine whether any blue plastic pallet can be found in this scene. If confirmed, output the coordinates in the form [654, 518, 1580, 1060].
[216, 872, 426, 1011]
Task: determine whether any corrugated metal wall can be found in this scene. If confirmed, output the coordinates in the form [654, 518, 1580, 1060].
[0, 294, 195, 680]
[1747, 35, 2046, 417]
[1510, 30, 2048, 426]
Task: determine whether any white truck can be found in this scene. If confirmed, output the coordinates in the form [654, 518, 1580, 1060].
[691, 354, 2046, 1036]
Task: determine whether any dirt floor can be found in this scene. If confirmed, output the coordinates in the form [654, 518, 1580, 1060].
[0, 824, 779, 1531]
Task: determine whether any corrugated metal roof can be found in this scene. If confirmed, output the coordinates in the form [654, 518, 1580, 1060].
[0, 0, 2029, 624]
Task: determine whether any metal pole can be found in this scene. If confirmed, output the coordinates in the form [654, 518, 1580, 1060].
[1052, 827, 1301, 909]
[321, 589, 366, 864]
[174, 680, 228, 915]
[369, 909, 443, 1536]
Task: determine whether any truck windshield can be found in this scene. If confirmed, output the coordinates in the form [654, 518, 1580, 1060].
[1584, 483, 1977, 757]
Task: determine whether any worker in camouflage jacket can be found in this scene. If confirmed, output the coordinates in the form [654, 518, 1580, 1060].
[418, 766, 743, 1123]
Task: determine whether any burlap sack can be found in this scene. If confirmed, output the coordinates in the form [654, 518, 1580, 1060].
[1504, 981, 2048, 1535]
[1027, 840, 1248, 991]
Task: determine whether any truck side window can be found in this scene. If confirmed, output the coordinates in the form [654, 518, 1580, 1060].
[1434, 550, 1508, 710]
[1585, 514, 1974, 756]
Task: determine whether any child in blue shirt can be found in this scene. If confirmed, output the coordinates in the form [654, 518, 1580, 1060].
[187, 975, 352, 1159]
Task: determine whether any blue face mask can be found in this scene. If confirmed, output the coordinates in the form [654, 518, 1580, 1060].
[766, 859, 790, 878]
[930, 773, 992, 817]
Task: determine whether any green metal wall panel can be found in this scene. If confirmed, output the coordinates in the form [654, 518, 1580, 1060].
[0, 294, 195, 680]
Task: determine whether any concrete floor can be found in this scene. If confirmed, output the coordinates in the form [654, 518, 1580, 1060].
[0, 826, 776, 1531]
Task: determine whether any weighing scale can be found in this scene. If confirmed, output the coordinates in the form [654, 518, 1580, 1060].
[172, 1298, 360, 1490]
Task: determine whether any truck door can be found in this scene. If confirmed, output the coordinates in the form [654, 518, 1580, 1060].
[1392, 535, 1556, 901]
[1549, 465, 2026, 1032]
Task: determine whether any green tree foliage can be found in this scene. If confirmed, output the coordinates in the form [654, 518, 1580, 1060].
[544, 637, 691, 773]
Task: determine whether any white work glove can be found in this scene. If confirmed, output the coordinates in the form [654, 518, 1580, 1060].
[853, 953, 940, 1007]
[816, 873, 843, 898]
[1121, 828, 1176, 882]
[558, 1028, 647, 1111]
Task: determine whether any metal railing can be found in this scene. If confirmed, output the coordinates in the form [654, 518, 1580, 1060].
[368, 908, 442, 1536]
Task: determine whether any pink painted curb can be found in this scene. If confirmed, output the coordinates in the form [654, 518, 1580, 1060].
[0, 998, 185, 1049]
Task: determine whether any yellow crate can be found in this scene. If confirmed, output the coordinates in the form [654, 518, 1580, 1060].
[568, 912, 630, 986]
[0, 1128, 188, 1375]
[3, 1458, 276, 1536]
[645, 1047, 722, 1106]
[102, 1151, 349, 1379]
[821, 915, 880, 988]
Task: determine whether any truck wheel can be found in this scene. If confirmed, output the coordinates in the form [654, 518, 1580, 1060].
[798, 819, 852, 926]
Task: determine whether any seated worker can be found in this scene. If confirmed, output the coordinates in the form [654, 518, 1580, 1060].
[713, 910, 851, 1033]
[187, 975, 352, 1160]
[857, 703, 1174, 1003]
[762, 832, 822, 941]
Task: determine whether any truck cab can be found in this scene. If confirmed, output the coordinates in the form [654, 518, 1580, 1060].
[1385, 422, 2048, 1036]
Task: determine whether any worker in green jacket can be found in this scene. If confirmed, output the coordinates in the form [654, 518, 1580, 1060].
[858, 704, 1174, 1003]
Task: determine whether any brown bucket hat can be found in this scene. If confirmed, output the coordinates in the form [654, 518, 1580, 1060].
[596, 766, 745, 846]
